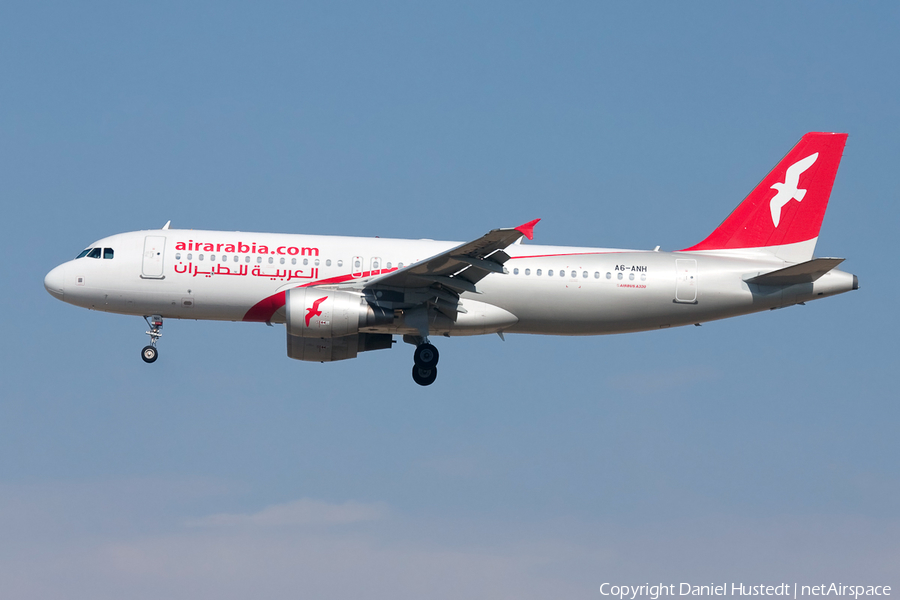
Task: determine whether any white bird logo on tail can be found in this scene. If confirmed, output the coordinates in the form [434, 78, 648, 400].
[769, 152, 818, 227]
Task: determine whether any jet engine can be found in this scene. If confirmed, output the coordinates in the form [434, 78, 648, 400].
[285, 288, 395, 362]
[285, 288, 394, 338]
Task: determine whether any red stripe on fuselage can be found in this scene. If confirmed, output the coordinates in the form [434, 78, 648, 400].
[243, 291, 286, 322]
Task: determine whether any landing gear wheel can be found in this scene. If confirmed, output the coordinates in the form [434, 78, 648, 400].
[141, 345, 158, 363]
[141, 315, 163, 364]
[412, 365, 438, 386]
[414, 343, 439, 369]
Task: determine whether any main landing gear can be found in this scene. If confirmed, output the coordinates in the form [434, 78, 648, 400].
[141, 315, 163, 363]
[411, 342, 439, 386]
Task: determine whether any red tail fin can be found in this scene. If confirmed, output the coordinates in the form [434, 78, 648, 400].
[682, 132, 847, 259]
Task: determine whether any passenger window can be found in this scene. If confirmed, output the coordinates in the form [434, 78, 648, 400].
[304, 259, 309, 266]
[269, 257, 274, 264]
[641, 273, 646, 281]
[233, 256, 238, 262]
[280, 257, 285, 264]
[537, 269, 542, 276]
[76, 249, 91, 259]
[257, 256, 262, 263]
[210, 254, 216, 261]
[175, 253, 182, 260]
[629, 273, 634, 280]
[354, 260, 360, 268]
[104, 248, 114, 259]
[386, 262, 391, 269]
[326, 259, 332, 267]
[617, 272, 623, 280]
[525, 268, 531, 275]
[583, 271, 588, 278]
[187, 253, 192, 260]
[606, 272, 612, 279]
[594, 272, 600, 279]
[337, 260, 343, 267]
[572, 271, 577, 278]
[398, 263, 403, 268]
[291, 258, 296, 265]
[198, 254, 204, 261]
[245, 256, 250, 263]
[513, 268, 519, 275]
[88, 248, 102, 259]
[548, 270, 554, 276]
[315, 259, 320, 266]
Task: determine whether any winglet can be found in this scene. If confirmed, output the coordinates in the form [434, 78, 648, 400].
[162, 220, 171, 230]
[514, 219, 540, 241]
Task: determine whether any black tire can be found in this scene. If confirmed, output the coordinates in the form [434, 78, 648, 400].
[141, 345, 158, 363]
[412, 365, 437, 386]
[414, 343, 439, 368]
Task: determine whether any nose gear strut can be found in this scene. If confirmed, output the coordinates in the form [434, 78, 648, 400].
[141, 315, 163, 363]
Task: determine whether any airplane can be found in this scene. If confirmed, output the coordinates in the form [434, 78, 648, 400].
[44, 132, 857, 386]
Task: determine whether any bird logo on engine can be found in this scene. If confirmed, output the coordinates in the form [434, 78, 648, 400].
[306, 296, 328, 327]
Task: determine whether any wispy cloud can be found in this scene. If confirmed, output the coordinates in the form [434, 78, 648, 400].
[3, 481, 900, 600]
[186, 498, 388, 528]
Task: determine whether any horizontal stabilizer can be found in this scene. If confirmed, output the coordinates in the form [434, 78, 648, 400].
[745, 258, 845, 286]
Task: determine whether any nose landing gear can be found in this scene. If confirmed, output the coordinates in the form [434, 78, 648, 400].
[411, 342, 439, 386]
[141, 315, 163, 363]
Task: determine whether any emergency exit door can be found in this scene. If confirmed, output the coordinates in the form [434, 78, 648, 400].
[141, 236, 166, 279]
[674, 259, 698, 303]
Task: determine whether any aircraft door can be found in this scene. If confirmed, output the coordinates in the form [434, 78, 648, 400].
[674, 259, 698, 303]
[141, 236, 167, 279]
[352, 256, 363, 278]
[370, 257, 382, 276]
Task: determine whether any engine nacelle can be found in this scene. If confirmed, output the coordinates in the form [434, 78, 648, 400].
[287, 332, 393, 362]
[285, 288, 393, 338]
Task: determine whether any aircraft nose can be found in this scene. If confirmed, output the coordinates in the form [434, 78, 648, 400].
[44, 264, 66, 299]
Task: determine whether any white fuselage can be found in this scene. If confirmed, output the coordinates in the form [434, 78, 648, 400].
[44, 228, 856, 337]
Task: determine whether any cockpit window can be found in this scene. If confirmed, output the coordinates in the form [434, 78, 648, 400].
[75, 247, 114, 259]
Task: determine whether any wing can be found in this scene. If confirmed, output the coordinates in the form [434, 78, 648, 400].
[366, 219, 539, 293]
[327, 219, 539, 318]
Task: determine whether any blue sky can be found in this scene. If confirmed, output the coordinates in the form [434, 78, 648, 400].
[2, 2, 898, 597]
